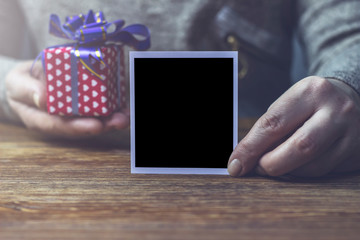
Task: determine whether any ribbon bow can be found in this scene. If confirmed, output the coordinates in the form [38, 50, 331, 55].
[49, 10, 151, 78]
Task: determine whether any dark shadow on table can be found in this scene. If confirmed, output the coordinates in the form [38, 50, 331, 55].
[260, 170, 360, 184]
[30, 128, 131, 151]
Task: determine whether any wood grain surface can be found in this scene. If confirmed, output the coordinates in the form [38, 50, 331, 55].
[1, 121, 360, 240]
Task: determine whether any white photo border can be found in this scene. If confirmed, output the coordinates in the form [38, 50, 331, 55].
[130, 51, 238, 175]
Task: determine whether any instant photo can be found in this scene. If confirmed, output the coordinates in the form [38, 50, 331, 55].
[130, 51, 238, 174]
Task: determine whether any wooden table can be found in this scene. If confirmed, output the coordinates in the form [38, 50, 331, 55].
[1, 121, 360, 240]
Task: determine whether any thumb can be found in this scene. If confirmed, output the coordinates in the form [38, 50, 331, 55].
[6, 61, 47, 110]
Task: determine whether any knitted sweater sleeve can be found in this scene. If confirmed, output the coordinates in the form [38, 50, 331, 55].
[297, 0, 360, 94]
[0, 1, 28, 122]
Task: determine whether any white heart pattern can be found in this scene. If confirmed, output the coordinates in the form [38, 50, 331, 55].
[47, 52, 52, 59]
[83, 84, 89, 91]
[64, 63, 70, 70]
[47, 63, 53, 70]
[58, 101, 64, 108]
[45, 46, 119, 116]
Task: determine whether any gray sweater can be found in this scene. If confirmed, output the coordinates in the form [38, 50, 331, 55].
[1, 0, 360, 120]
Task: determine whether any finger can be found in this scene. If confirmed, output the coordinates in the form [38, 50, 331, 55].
[103, 112, 130, 131]
[298, 133, 359, 175]
[332, 155, 360, 173]
[289, 137, 350, 177]
[228, 80, 317, 176]
[6, 62, 47, 110]
[258, 108, 344, 176]
[9, 99, 104, 138]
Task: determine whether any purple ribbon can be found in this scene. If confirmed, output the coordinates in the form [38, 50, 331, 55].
[50, 10, 150, 49]
[49, 10, 151, 76]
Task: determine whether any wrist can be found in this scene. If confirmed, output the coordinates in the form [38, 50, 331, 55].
[326, 77, 360, 107]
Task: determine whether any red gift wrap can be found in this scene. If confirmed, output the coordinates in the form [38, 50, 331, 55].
[39, 10, 150, 117]
[44, 45, 126, 116]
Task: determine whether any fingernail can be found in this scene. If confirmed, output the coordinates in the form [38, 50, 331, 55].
[228, 159, 242, 176]
[33, 93, 40, 108]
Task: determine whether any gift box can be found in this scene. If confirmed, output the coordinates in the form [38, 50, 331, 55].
[39, 10, 150, 116]
[44, 45, 126, 116]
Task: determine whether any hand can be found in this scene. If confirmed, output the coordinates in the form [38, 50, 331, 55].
[5, 61, 129, 138]
[228, 76, 360, 177]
